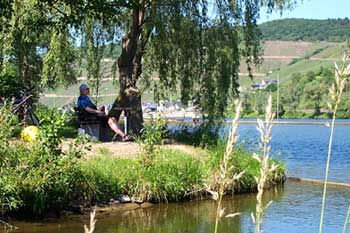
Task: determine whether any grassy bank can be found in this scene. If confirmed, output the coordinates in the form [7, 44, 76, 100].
[0, 107, 285, 218]
[0, 142, 285, 218]
[80, 146, 285, 205]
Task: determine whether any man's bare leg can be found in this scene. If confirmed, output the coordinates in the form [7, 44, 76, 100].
[108, 117, 126, 138]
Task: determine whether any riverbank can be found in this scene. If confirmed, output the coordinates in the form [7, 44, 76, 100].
[73, 141, 285, 207]
[1, 140, 285, 219]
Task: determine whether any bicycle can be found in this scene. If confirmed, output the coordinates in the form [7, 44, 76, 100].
[11, 89, 40, 127]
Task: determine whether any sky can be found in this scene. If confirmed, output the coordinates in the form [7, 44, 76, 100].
[258, 0, 350, 23]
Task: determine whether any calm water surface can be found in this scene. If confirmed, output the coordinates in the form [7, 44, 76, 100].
[5, 120, 350, 233]
[236, 119, 350, 182]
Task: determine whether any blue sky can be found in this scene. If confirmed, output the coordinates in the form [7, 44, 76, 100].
[259, 0, 350, 23]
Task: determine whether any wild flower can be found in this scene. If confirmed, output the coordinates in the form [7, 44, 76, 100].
[208, 100, 244, 233]
[253, 95, 277, 233]
[319, 54, 350, 233]
[84, 209, 97, 233]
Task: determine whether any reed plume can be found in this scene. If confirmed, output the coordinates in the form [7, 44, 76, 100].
[253, 95, 277, 233]
[319, 54, 349, 233]
[209, 100, 244, 233]
[84, 209, 97, 233]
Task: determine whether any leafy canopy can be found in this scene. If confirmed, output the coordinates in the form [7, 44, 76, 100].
[0, 0, 293, 118]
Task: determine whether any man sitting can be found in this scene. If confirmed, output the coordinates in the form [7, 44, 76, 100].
[77, 84, 131, 141]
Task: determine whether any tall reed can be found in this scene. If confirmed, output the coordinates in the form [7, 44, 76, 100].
[343, 204, 350, 233]
[319, 55, 349, 233]
[209, 100, 243, 233]
[84, 209, 97, 233]
[253, 95, 278, 233]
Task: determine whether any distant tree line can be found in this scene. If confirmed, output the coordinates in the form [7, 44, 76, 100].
[260, 18, 350, 42]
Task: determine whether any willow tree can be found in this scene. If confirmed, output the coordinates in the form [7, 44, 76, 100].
[0, 0, 81, 96]
[0, 0, 119, 96]
[97, 0, 292, 134]
[1, 0, 292, 134]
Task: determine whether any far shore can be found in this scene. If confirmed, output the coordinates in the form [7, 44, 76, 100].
[143, 111, 350, 125]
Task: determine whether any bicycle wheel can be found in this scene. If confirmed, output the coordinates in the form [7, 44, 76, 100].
[29, 109, 40, 127]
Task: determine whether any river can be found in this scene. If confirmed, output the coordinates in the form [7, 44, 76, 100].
[5, 119, 350, 233]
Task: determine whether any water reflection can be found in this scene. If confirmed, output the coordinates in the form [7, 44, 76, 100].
[6, 181, 350, 233]
[9, 185, 285, 233]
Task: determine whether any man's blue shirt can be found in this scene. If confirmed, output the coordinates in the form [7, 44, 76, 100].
[77, 95, 95, 110]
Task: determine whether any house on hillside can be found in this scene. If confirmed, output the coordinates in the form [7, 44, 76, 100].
[251, 79, 279, 91]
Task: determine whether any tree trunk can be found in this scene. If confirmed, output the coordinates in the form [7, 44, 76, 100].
[109, 8, 145, 135]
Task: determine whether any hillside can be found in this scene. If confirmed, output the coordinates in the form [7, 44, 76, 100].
[238, 40, 345, 87]
[40, 40, 346, 107]
[259, 18, 350, 42]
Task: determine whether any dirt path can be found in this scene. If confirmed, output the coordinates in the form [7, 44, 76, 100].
[81, 141, 205, 159]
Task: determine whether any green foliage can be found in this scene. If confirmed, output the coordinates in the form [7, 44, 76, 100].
[39, 108, 66, 153]
[0, 0, 81, 97]
[141, 150, 205, 202]
[19, 141, 82, 215]
[0, 104, 22, 213]
[240, 67, 350, 118]
[83, 15, 105, 105]
[80, 156, 137, 203]
[1, 0, 291, 128]
[0, 69, 21, 97]
[89, 0, 289, 120]
[0, 104, 86, 216]
[260, 18, 350, 42]
[206, 142, 285, 192]
[35, 104, 78, 138]
[279, 69, 334, 117]
[0, 103, 19, 139]
[137, 118, 167, 163]
[42, 29, 77, 89]
[81, 144, 285, 205]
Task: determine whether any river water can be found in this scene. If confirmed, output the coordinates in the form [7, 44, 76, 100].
[5, 120, 350, 233]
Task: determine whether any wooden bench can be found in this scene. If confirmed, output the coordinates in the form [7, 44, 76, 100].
[74, 107, 110, 141]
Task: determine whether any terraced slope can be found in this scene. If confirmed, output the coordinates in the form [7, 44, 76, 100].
[40, 41, 345, 107]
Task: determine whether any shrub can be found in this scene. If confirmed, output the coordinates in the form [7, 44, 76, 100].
[136, 118, 167, 166]
[35, 104, 77, 138]
[0, 104, 87, 216]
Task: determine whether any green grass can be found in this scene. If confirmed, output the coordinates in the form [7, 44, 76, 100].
[80, 145, 285, 205]
[80, 149, 206, 203]
[273, 60, 334, 81]
[314, 44, 345, 58]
